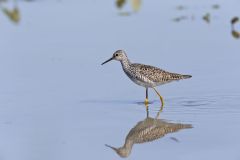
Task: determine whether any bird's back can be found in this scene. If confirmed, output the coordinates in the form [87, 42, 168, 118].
[129, 63, 192, 86]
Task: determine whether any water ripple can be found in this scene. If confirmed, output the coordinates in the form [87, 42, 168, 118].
[79, 94, 240, 116]
[148, 94, 240, 116]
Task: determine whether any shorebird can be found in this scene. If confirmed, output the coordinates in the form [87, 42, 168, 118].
[101, 50, 192, 106]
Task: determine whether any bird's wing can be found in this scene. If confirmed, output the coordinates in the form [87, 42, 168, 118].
[131, 63, 185, 83]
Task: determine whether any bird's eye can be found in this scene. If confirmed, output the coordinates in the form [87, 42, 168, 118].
[115, 54, 119, 57]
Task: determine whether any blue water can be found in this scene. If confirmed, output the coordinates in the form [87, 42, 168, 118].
[0, 0, 240, 159]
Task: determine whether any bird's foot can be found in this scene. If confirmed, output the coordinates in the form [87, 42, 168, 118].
[144, 98, 149, 105]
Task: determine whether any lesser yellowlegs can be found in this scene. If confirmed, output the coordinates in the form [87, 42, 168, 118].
[101, 50, 192, 106]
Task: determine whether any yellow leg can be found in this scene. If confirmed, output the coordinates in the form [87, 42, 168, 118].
[144, 98, 149, 105]
[145, 103, 149, 118]
[155, 106, 163, 118]
[144, 88, 149, 105]
[153, 87, 164, 108]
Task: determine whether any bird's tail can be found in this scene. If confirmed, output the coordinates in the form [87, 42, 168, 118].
[182, 75, 192, 79]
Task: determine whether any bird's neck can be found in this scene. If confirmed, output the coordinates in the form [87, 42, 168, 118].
[119, 140, 134, 157]
[120, 58, 131, 69]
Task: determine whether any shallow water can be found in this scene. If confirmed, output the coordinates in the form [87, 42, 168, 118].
[0, 0, 240, 160]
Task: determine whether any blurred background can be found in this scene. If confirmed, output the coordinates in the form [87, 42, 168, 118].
[0, 0, 240, 160]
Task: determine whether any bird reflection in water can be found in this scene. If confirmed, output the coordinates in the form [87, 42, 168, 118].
[105, 105, 193, 158]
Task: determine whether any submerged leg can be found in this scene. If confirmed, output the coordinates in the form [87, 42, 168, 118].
[144, 88, 149, 105]
[155, 106, 163, 118]
[145, 103, 149, 118]
[153, 87, 164, 108]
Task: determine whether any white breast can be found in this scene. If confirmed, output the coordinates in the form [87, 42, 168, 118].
[123, 69, 155, 88]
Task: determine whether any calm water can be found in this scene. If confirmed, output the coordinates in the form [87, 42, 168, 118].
[0, 0, 240, 160]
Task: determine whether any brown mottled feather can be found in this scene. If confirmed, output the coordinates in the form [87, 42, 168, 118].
[131, 63, 191, 84]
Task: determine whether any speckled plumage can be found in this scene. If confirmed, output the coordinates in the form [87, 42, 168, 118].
[110, 50, 192, 88]
[102, 50, 192, 105]
[123, 62, 191, 87]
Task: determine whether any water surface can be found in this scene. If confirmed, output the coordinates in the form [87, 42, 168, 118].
[0, 0, 240, 159]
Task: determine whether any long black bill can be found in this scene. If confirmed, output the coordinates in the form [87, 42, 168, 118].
[101, 57, 113, 65]
[105, 144, 118, 152]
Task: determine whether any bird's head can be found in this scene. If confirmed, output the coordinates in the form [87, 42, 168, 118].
[105, 144, 131, 158]
[101, 50, 128, 65]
